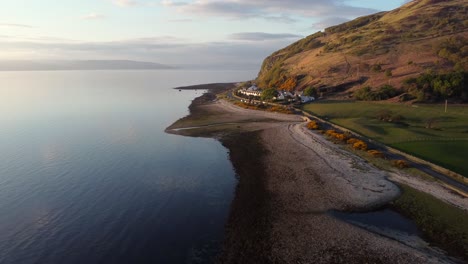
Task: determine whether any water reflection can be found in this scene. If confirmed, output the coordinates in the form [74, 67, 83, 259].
[0, 70, 254, 264]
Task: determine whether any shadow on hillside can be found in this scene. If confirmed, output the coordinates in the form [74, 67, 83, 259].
[320, 77, 369, 94]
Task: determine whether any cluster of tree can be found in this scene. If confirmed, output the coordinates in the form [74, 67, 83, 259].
[303, 86, 318, 97]
[353, 84, 399, 101]
[402, 71, 468, 102]
[436, 36, 468, 71]
[259, 60, 285, 88]
[261, 88, 278, 100]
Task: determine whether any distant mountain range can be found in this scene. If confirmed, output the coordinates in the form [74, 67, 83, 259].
[0, 60, 175, 71]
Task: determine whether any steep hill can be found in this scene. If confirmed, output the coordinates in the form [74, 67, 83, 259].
[257, 0, 468, 101]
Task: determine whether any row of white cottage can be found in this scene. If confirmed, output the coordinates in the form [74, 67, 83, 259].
[238, 85, 315, 103]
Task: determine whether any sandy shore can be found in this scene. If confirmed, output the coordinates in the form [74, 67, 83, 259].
[167, 88, 465, 263]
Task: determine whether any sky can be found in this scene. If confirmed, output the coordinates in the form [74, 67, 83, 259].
[0, 0, 409, 69]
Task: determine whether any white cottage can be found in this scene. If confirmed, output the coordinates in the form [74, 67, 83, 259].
[300, 96, 315, 103]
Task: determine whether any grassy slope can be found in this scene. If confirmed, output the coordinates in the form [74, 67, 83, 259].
[302, 101, 468, 176]
[257, 0, 468, 94]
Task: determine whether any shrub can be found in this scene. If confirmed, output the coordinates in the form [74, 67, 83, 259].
[371, 64, 382, 72]
[307, 121, 320, 130]
[385, 69, 393, 78]
[334, 133, 348, 141]
[347, 137, 368, 150]
[354, 85, 399, 101]
[393, 159, 409, 168]
[367, 149, 385, 158]
[261, 88, 278, 100]
[303, 86, 318, 97]
[402, 71, 468, 102]
[268, 105, 294, 114]
[377, 84, 398, 99]
[353, 86, 374, 100]
[278, 76, 297, 91]
[352, 140, 368, 150]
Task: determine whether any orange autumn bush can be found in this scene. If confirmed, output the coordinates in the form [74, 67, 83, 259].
[352, 140, 368, 150]
[307, 121, 320, 130]
[367, 149, 385, 158]
[392, 159, 409, 168]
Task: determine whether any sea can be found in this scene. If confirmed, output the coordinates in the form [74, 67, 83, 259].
[0, 69, 255, 264]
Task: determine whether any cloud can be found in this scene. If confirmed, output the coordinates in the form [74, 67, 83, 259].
[163, 0, 378, 20]
[264, 15, 297, 24]
[167, 18, 193, 22]
[161, 0, 189, 6]
[113, 0, 140, 7]
[82, 13, 106, 20]
[0, 34, 292, 69]
[0, 23, 33, 28]
[230, 32, 302, 41]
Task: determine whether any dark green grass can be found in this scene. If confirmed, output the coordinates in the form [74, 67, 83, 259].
[391, 184, 468, 261]
[392, 141, 468, 177]
[302, 101, 468, 176]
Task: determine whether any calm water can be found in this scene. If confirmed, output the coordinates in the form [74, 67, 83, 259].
[0, 70, 255, 264]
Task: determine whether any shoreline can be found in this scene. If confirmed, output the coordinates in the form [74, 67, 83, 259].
[166, 83, 466, 263]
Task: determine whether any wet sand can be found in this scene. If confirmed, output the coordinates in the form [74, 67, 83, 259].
[166, 85, 461, 263]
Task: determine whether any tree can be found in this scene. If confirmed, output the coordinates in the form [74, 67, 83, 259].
[354, 86, 373, 100]
[261, 88, 278, 101]
[377, 84, 397, 100]
[303, 86, 317, 97]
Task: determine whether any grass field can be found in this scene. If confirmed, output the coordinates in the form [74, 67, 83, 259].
[391, 184, 468, 260]
[392, 141, 468, 177]
[302, 101, 468, 176]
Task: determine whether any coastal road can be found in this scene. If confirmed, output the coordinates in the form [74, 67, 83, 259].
[384, 150, 468, 194]
[226, 87, 467, 195]
[297, 110, 468, 196]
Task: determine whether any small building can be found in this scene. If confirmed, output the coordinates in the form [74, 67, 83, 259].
[300, 95, 315, 103]
[238, 88, 262, 97]
[274, 91, 295, 101]
[247, 85, 259, 91]
[274, 92, 285, 100]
